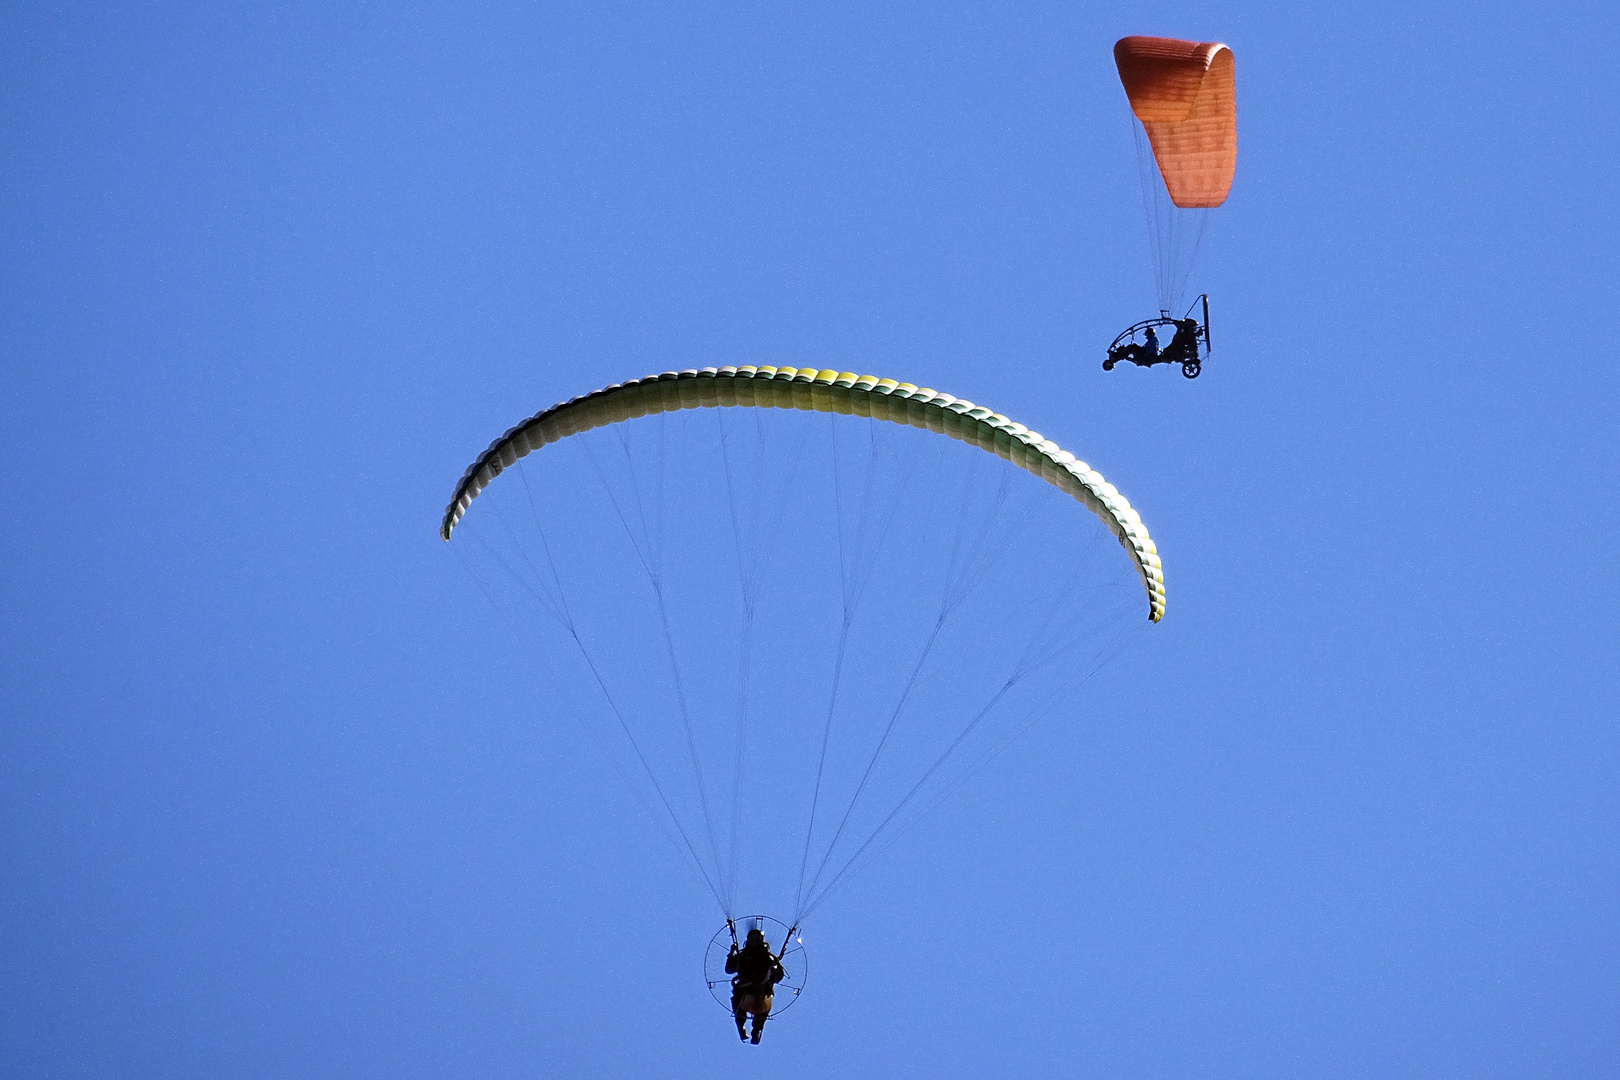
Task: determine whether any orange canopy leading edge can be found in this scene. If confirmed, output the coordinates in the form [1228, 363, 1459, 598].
[1114, 36, 1236, 208]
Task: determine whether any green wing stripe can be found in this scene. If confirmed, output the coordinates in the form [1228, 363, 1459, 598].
[441, 366, 1166, 621]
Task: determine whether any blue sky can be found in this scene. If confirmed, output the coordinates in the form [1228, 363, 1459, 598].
[3, 1, 1617, 1077]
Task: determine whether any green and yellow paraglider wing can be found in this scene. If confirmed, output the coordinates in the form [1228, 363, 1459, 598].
[441, 366, 1165, 622]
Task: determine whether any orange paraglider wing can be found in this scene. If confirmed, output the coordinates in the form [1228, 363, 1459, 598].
[1114, 36, 1236, 208]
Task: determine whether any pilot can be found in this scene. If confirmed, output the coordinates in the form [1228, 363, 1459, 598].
[1104, 324, 1160, 370]
[726, 926, 787, 1044]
